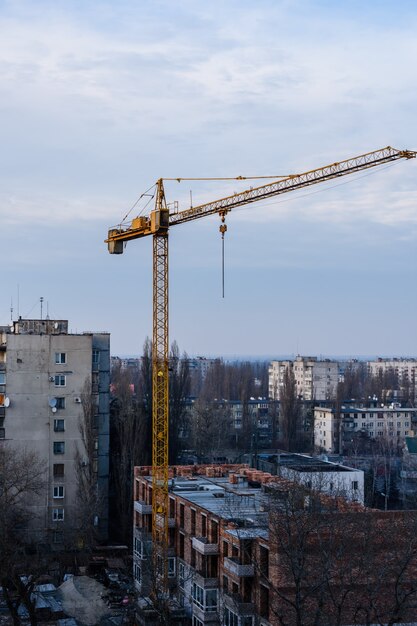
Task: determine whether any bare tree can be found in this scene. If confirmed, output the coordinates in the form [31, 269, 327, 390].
[189, 400, 232, 460]
[169, 341, 190, 464]
[74, 377, 103, 551]
[279, 368, 303, 451]
[110, 367, 145, 544]
[0, 445, 46, 626]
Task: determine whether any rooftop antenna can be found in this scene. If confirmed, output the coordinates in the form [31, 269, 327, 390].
[46, 301, 50, 320]
[10, 298, 13, 322]
[40, 296, 44, 320]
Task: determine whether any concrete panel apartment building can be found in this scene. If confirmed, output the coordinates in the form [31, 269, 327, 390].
[314, 403, 417, 454]
[268, 356, 339, 401]
[0, 317, 110, 545]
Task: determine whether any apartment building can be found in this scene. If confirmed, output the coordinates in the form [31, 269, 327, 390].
[314, 403, 417, 454]
[368, 357, 417, 396]
[269, 356, 339, 401]
[133, 464, 383, 626]
[0, 317, 110, 545]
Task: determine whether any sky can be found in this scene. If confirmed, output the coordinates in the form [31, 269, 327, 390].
[1, 0, 417, 358]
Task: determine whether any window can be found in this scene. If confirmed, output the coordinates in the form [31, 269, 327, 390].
[53, 485, 65, 499]
[192, 584, 217, 612]
[168, 557, 176, 578]
[53, 441, 65, 455]
[54, 375, 66, 387]
[0, 373, 5, 384]
[92, 350, 100, 365]
[201, 514, 207, 537]
[134, 563, 141, 584]
[178, 562, 185, 588]
[52, 508, 64, 522]
[0, 427, 5, 439]
[193, 618, 204, 626]
[180, 503, 185, 529]
[54, 419, 65, 432]
[260, 545, 269, 577]
[53, 463, 64, 477]
[54, 485, 65, 498]
[56, 397, 66, 409]
[224, 608, 239, 626]
[53, 530, 63, 544]
[260, 584, 270, 619]
[55, 352, 66, 364]
[352, 481, 358, 491]
[191, 508, 196, 534]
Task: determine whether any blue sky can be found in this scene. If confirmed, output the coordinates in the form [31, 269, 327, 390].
[1, 0, 416, 357]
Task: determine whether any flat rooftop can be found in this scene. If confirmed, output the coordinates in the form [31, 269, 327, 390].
[258, 453, 357, 473]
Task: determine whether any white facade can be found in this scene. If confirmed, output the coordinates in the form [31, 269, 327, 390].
[368, 358, 417, 395]
[278, 462, 364, 504]
[314, 404, 417, 454]
[269, 356, 339, 401]
[0, 318, 110, 545]
[314, 407, 340, 453]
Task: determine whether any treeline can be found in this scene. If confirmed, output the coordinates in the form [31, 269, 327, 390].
[338, 362, 415, 406]
[191, 358, 268, 400]
[109, 341, 270, 542]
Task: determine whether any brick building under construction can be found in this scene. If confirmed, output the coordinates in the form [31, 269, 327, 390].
[133, 464, 417, 626]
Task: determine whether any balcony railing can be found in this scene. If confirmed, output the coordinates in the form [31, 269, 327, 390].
[134, 500, 152, 515]
[194, 571, 219, 588]
[223, 592, 255, 615]
[223, 557, 254, 577]
[192, 536, 219, 555]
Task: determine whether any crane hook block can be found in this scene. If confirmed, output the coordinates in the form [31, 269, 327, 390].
[219, 224, 227, 235]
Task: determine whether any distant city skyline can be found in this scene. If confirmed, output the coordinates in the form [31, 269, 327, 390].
[1, 1, 417, 356]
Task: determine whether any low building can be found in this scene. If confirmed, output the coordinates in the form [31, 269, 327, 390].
[253, 452, 364, 503]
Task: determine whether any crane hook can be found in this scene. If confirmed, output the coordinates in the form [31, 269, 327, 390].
[219, 212, 228, 299]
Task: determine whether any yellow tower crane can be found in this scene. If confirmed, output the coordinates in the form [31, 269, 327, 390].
[105, 146, 415, 584]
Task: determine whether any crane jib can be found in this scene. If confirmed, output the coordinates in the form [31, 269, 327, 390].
[168, 147, 416, 227]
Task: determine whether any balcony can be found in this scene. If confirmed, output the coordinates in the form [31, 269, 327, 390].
[223, 592, 255, 616]
[223, 557, 254, 577]
[192, 604, 219, 624]
[192, 537, 219, 555]
[134, 500, 152, 515]
[194, 572, 219, 589]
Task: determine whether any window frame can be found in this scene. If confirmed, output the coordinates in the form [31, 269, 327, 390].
[54, 419, 65, 432]
[55, 352, 67, 365]
[53, 485, 65, 499]
[53, 441, 65, 455]
[52, 507, 64, 522]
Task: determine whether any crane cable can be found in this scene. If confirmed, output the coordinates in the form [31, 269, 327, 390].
[119, 182, 157, 225]
[230, 162, 398, 215]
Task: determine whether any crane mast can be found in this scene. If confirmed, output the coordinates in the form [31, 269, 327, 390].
[106, 145, 415, 591]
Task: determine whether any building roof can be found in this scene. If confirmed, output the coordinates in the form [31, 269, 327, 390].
[257, 452, 357, 473]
